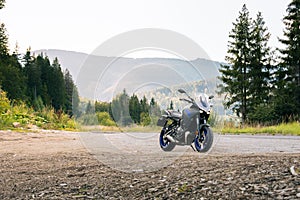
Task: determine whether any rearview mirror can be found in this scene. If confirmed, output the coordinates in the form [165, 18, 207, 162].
[178, 89, 186, 94]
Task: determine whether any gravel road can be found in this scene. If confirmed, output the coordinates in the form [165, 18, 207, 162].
[0, 131, 299, 199]
[79, 132, 300, 172]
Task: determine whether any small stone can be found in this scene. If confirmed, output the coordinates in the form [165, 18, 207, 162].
[132, 169, 143, 173]
[290, 166, 298, 176]
[73, 195, 87, 198]
[12, 122, 21, 128]
[296, 193, 300, 198]
[27, 124, 38, 130]
[148, 188, 158, 192]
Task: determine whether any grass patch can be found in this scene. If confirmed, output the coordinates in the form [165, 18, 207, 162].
[0, 90, 78, 131]
[221, 122, 300, 135]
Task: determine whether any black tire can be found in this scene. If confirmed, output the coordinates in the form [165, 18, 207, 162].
[194, 126, 214, 153]
[159, 128, 176, 151]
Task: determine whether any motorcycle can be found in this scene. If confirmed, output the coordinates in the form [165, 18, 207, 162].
[157, 89, 214, 153]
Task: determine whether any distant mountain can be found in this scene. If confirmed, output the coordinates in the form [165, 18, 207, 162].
[35, 49, 222, 101]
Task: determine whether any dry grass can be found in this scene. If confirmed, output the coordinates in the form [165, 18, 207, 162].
[221, 122, 300, 135]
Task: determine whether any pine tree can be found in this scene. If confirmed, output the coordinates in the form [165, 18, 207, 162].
[140, 96, 149, 113]
[111, 89, 132, 125]
[24, 53, 41, 103]
[0, 0, 8, 56]
[247, 12, 272, 123]
[23, 48, 34, 68]
[0, 23, 8, 57]
[0, 0, 5, 9]
[218, 4, 252, 124]
[64, 69, 79, 116]
[38, 54, 51, 105]
[149, 97, 161, 117]
[129, 94, 141, 123]
[49, 57, 65, 110]
[277, 0, 300, 120]
[85, 101, 94, 114]
[0, 27, 26, 100]
[0, 62, 26, 100]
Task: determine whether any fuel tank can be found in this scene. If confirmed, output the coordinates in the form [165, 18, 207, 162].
[182, 107, 198, 131]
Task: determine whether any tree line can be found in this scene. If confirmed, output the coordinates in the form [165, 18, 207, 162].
[1, 47, 80, 116]
[84, 90, 161, 126]
[0, 0, 79, 117]
[218, 1, 300, 125]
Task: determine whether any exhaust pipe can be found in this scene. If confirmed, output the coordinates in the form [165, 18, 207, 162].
[166, 135, 176, 143]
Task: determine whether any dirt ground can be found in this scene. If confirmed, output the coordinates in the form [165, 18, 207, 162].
[0, 131, 299, 199]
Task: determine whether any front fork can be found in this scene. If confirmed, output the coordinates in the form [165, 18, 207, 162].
[191, 115, 200, 151]
[194, 115, 208, 143]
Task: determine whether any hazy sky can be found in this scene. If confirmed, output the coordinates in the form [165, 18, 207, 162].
[2, 0, 290, 62]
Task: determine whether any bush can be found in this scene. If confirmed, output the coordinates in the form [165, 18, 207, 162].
[140, 112, 151, 126]
[0, 89, 77, 130]
[248, 104, 277, 125]
[0, 89, 10, 114]
[96, 112, 116, 126]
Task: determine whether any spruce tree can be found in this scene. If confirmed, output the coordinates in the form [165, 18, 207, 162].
[0, 0, 7, 56]
[218, 4, 252, 124]
[0, 62, 26, 100]
[24, 53, 41, 103]
[0, 1, 26, 100]
[111, 89, 132, 125]
[140, 96, 149, 113]
[0, 23, 8, 57]
[64, 69, 79, 116]
[247, 12, 272, 123]
[150, 97, 161, 117]
[129, 94, 141, 123]
[0, 0, 5, 9]
[277, 0, 300, 120]
[49, 57, 66, 110]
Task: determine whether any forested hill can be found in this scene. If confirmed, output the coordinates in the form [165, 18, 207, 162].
[0, 51, 80, 115]
[35, 49, 222, 101]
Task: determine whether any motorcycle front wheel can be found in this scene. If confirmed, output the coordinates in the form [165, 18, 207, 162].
[159, 128, 176, 151]
[194, 126, 214, 153]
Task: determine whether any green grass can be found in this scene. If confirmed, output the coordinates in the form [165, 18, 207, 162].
[0, 90, 78, 131]
[221, 122, 300, 135]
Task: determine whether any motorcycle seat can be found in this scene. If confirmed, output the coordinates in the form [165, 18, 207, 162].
[167, 110, 182, 119]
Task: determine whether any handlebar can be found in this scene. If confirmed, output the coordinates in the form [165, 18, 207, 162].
[179, 98, 193, 104]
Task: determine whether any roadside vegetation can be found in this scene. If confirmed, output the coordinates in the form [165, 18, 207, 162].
[0, 89, 77, 130]
[218, 2, 300, 125]
[221, 121, 300, 135]
[0, 0, 80, 131]
[77, 90, 162, 132]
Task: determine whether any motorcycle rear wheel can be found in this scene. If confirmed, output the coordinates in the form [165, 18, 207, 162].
[194, 126, 214, 153]
[159, 128, 176, 151]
